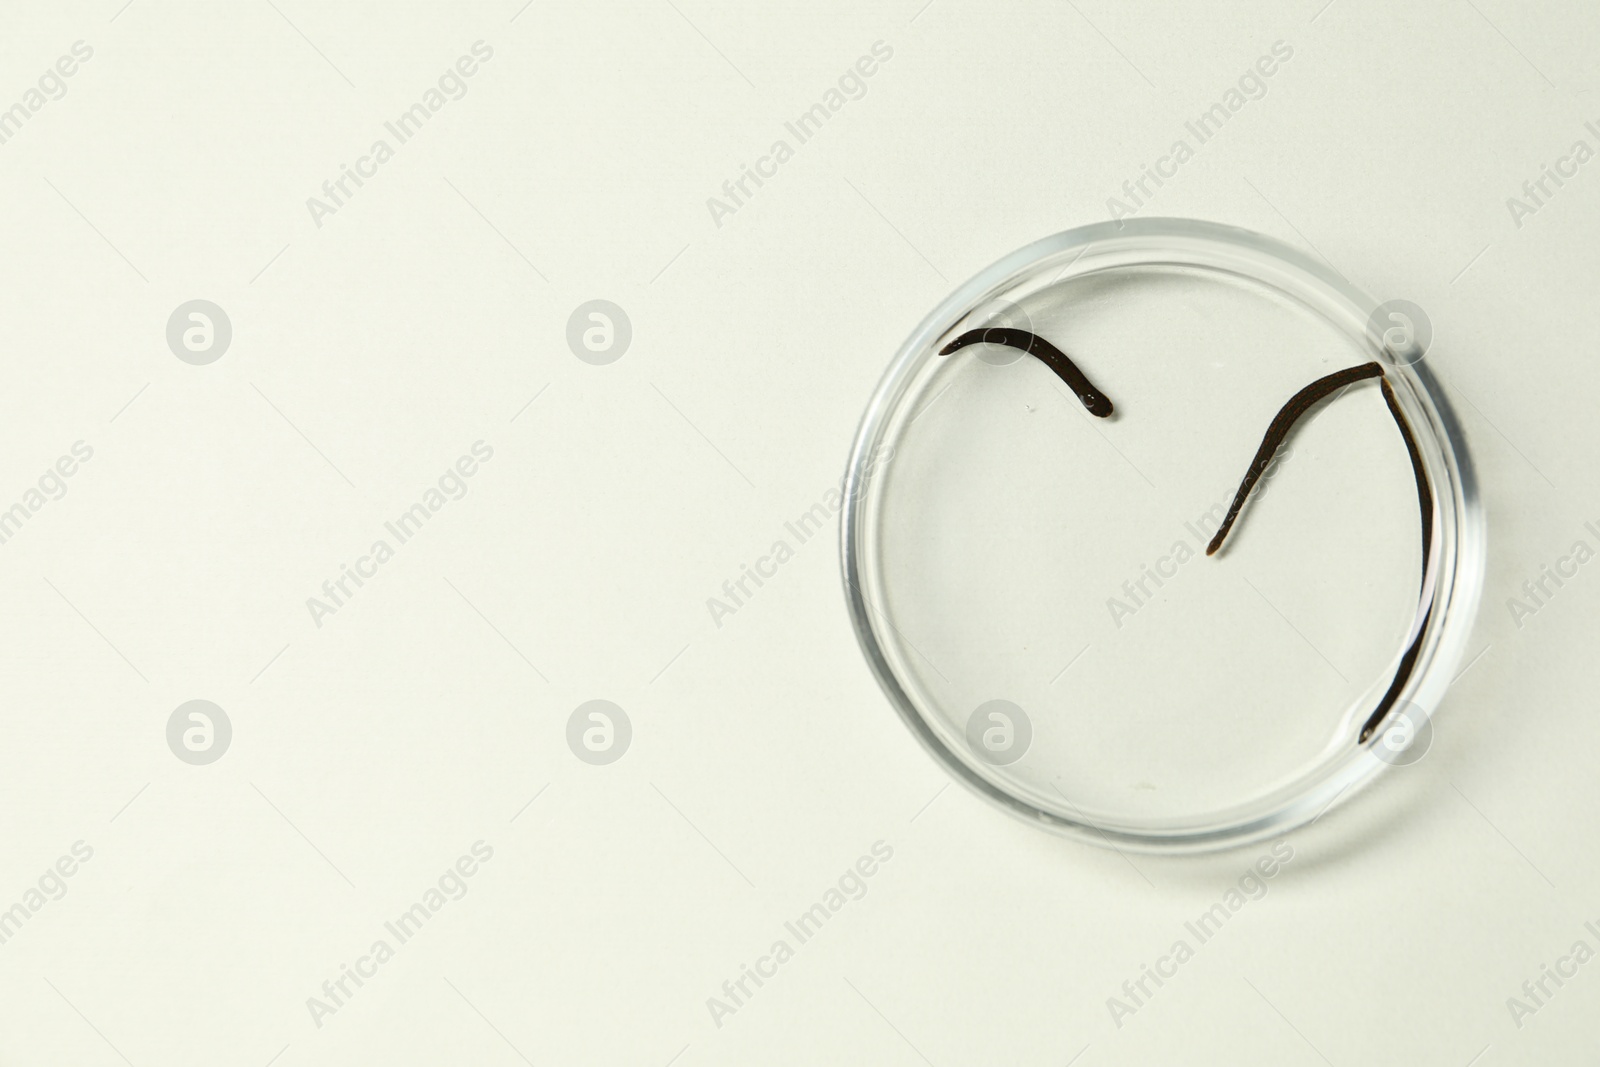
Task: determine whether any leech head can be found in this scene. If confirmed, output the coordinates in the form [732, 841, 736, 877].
[1079, 389, 1114, 418]
[938, 327, 1115, 419]
[937, 334, 976, 357]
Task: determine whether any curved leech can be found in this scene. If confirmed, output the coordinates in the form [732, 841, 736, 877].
[939, 327, 1114, 417]
[1206, 362, 1385, 557]
[1205, 361, 1436, 746]
[1360, 376, 1434, 744]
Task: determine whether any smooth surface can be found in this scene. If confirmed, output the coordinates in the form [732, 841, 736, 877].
[0, 2, 1595, 1065]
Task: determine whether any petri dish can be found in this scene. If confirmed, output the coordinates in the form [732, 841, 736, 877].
[840, 218, 1485, 853]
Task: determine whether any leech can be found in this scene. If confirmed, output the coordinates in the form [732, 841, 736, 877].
[939, 327, 1114, 417]
[1359, 376, 1434, 744]
[1205, 360, 1437, 745]
[1205, 362, 1386, 556]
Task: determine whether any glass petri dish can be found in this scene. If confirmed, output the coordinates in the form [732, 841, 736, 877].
[840, 218, 1485, 853]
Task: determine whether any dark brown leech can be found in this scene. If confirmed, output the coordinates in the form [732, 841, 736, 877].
[939, 327, 1114, 417]
[1206, 362, 1437, 747]
[1357, 376, 1434, 743]
[1205, 362, 1385, 556]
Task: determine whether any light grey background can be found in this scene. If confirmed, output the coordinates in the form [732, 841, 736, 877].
[0, 1, 1596, 1064]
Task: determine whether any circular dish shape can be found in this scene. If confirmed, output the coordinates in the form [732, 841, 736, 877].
[840, 218, 1484, 853]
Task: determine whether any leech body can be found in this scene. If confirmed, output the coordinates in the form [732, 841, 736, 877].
[1378, 376, 1434, 573]
[1202, 360, 1436, 746]
[1360, 376, 1434, 744]
[1205, 362, 1385, 556]
[940, 327, 1114, 417]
